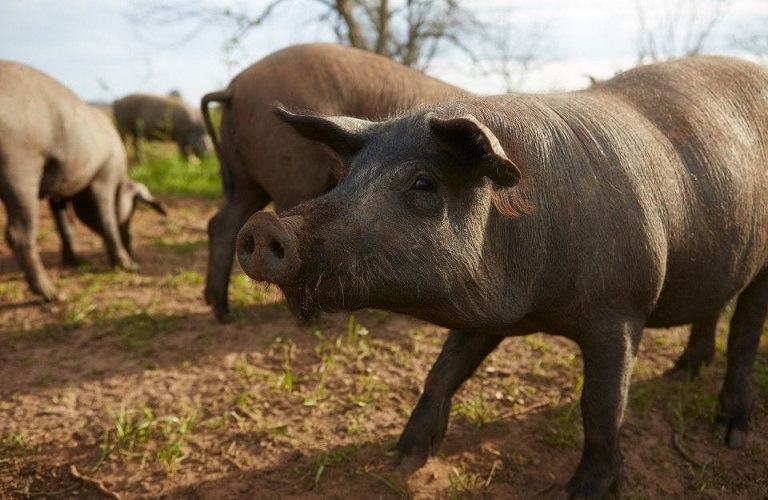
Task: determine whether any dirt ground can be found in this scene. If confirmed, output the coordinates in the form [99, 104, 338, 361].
[1, 196, 766, 499]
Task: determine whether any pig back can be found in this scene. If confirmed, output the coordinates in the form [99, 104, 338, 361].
[114, 93, 197, 141]
[480, 56, 768, 326]
[219, 43, 467, 209]
[0, 61, 122, 196]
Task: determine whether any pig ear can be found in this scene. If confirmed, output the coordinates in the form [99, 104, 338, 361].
[428, 114, 521, 188]
[130, 181, 167, 216]
[274, 106, 372, 159]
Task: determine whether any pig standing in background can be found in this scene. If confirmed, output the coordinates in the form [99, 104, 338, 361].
[200, 43, 468, 323]
[236, 56, 768, 497]
[114, 93, 211, 163]
[0, 61, 165, 301]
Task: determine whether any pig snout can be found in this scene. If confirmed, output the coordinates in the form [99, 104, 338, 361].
[236, 212, 302, 285]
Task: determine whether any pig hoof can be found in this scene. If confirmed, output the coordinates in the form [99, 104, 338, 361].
[664, 357, 704, 381]
[726, 428, 747, 449]
[715, 408, 750, 449]
[119, 261, 139, 272]
[35, 283, 65, 302]
[216, 310, 234, 324]
[663, 365, 693, 381]
[390, 449, 429, 477]
[42, 289, 67, 302]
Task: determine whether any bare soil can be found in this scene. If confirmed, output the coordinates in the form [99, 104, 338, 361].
[1, 197, 766, 499]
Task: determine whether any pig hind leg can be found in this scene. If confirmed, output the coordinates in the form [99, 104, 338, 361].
[393, 330, 503, 474]
[76, 177, 136, 271]
[716, 269, 768, 449]
[0, 159, 61, 300]
[666, 313, 718, 380]
[49, 197, 81, 267]
[205, 186, 270, 322]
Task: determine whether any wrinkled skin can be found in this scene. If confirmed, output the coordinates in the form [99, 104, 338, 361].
[200, 43, 467, 323]
[236, 56, 768, 498]
[113, 93, 212, 163]
[0, 61, 166, 301]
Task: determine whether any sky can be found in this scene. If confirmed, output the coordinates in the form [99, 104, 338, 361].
[1, 0, 765, 107]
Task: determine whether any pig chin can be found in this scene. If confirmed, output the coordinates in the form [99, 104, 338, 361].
[278, 257, 401, 317]
[280, 281, 368, 319]
[279, 263, 438, 320]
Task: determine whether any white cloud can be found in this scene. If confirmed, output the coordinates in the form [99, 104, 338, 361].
[0, 0, 764, 105]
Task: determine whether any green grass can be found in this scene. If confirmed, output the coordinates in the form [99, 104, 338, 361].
[453, 380, 497, 428]
[91, 403, 198, 472]
[0, 431, 34, 459]
[129, 143, 221, 199]
[306, 446, 359, 489]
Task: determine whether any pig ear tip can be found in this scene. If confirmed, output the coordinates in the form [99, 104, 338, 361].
[272, 103, 291, 117]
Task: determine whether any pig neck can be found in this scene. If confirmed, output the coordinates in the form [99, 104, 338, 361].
[421, 93, 666, 336]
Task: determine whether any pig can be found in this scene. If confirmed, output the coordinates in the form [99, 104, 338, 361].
[200, 43, 468, 323]
[113, 93, 211, 163]
[0, 61, 166, 301]
[235, 55, 768, 498]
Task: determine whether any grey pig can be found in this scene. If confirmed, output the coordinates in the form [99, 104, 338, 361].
[237, 55, 768, 498]
[114, 93, 211, 163]
[0, 61, 165, 301]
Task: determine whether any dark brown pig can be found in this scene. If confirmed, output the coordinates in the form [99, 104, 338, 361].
[0, 61, 165, 301]
[200, 43, 467, 322]
[236, 56, 768, 498]
[114, 93, 211, 163]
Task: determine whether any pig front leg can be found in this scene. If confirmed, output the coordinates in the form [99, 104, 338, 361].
[394, 330, 503, 474]
[567, 320, 642, 499]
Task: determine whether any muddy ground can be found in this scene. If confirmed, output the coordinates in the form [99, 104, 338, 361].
[1, 196, 766, 499]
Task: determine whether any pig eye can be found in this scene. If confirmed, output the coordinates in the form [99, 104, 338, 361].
[412, 176, 436, 191]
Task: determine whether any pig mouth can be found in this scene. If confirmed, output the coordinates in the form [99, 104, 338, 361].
[278, 268, 372, 319]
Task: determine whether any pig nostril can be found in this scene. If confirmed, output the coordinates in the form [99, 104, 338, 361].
[240, 233, 256, 256]
[269, 240, 285, 259]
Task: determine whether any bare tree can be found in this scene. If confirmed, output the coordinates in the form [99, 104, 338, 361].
[635, 0, 731, 63]
[129, 0, 485, 72]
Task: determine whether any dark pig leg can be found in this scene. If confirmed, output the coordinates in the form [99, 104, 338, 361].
[49, 197, 80, 267]
[394, 330, 503, 474]
[717, 270, 768, 449]
[666, 313, 719, 380]
[567, 319, 642, 498]
[205, 191, 268, 322]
